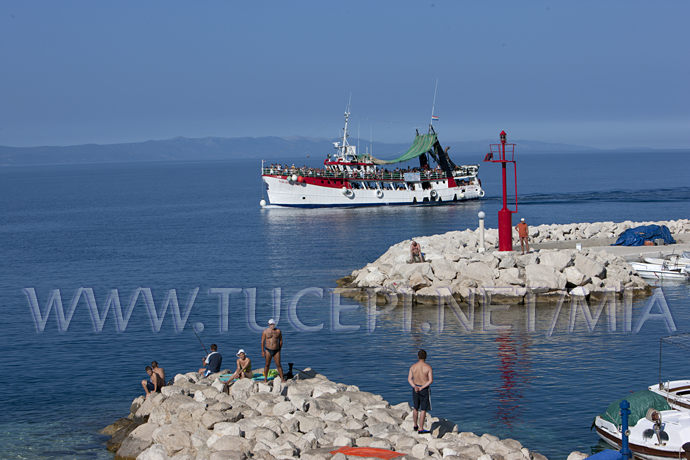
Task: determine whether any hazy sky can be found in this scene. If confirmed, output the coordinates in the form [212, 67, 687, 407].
[1, 1, 688, 148]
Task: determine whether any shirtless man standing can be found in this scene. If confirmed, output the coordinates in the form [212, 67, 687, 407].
[261, 319, 285, 382]
[408, 349, 433, 433]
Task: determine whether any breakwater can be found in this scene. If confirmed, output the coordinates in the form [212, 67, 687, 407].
[104, 369, 552, 459]
[337, 219, 690, 305]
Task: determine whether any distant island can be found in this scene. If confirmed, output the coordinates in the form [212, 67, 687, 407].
[0, 135, 624, 167]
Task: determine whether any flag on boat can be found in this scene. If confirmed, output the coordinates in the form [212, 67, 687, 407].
[431, 115, 439, 121]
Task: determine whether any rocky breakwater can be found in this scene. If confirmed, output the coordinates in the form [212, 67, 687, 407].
[103, 369, 549, 459]
[336, 219, 690, 305]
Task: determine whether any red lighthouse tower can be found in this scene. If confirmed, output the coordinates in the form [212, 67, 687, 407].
[484, 131, 518, 251]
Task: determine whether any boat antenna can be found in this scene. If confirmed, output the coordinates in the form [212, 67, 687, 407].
[429, 78, 439, 132]
[357, 121, 360, 156]
[370, 125, 373, 156]
[343, 93, 352, 147]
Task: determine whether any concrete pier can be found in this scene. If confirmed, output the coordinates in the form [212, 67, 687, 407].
[337, 219, 690, 305]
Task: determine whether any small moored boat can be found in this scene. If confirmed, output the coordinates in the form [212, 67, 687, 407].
[593, 390, 689, 460]
[629, 262, 689, 281]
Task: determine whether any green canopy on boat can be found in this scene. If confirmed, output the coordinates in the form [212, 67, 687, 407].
[370, 133, 437, 165]
[600, 390, 671, 427]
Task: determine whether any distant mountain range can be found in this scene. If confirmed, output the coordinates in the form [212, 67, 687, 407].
[0, 135, 608, 167]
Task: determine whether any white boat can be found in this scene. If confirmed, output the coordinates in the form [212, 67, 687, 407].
[595, 408, 690, 459]
[643, 255, 690, 271]
[649, 380, 690, 411]
[630, 262, 689, 281]
[260, 110, 484, 208]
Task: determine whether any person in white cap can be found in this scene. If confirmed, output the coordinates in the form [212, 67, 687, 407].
[261, 319, 285, 382]
[515, 217, 529, 254]
[230, 349, 252, 380]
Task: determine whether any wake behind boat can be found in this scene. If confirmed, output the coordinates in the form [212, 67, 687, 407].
[260, 110, 484, 208]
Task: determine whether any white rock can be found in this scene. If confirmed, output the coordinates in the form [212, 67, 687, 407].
[411, 443, 429, 458]
[539, 250, 573, 271]
[564, 266, 588, 286]
[152, 425, 191, 455]
[574, 254, 606, 279]
[569, 286, 590, 297]
[567, 452, 589, 460]
[136, 444, 169, 460]
[525, 264, 566, 292]
[431, 258, 457, 281]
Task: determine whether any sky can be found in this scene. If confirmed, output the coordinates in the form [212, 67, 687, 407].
[0, 0, 688, 149]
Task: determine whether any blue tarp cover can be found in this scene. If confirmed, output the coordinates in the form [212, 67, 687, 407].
[612, 225, 676, 246]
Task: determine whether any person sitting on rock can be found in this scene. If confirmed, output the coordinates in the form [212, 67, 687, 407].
[151, 361, 165, 387]
[230, 349, 253, 380]
[198, 344, 222, 377]
[141, 365, 163, 398]
[409, 240, 425, 263]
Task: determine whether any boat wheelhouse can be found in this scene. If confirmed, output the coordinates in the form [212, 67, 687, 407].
[260, 110, 484, 208]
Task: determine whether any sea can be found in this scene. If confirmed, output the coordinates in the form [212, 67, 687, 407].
[1, 150, 689, 459]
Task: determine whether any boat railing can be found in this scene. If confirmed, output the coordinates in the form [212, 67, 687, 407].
[261, 167, 456, 182]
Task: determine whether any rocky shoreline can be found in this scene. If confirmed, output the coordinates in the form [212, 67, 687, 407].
[104, 369, 555, 459]
[336, 219, 690, 305]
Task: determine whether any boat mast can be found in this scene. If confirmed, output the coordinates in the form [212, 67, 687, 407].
[429, 78, 439, 131]
[342, 95, 351, 153]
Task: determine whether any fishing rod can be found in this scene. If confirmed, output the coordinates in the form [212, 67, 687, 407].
[192, 324, 208, 356]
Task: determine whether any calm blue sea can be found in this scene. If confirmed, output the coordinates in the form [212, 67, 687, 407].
[1, 150, 689, 459]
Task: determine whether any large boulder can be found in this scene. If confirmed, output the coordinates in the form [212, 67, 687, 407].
[457, 261, 495, 286]
[408, 272, 431, 290]
[151, 425, 191, 456]
[431, 258, 457, 281]
[563, 266, 588, 286]
[574, 254, 606, 279]
[539, 250, 573, 271]
[525, 265, 566, 292]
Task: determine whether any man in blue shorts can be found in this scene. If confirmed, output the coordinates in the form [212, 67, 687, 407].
[408, 349, 434, 433]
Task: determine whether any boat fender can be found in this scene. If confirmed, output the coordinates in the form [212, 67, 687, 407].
[291, 174, 298, 182]
[297, 176, 304, 183]
[376, 189, 384, 198]
[478, 189, 485, 198]
[430, 190, 438, 199]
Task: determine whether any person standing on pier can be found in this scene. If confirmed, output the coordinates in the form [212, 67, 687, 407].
[515, 218, 529, 254]
[261, 319, 285, 382]
[408, 349, 433, 434]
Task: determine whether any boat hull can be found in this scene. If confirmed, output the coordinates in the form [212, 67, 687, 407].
[262, 175, 483, 208]
[630, 262, 689, 281]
